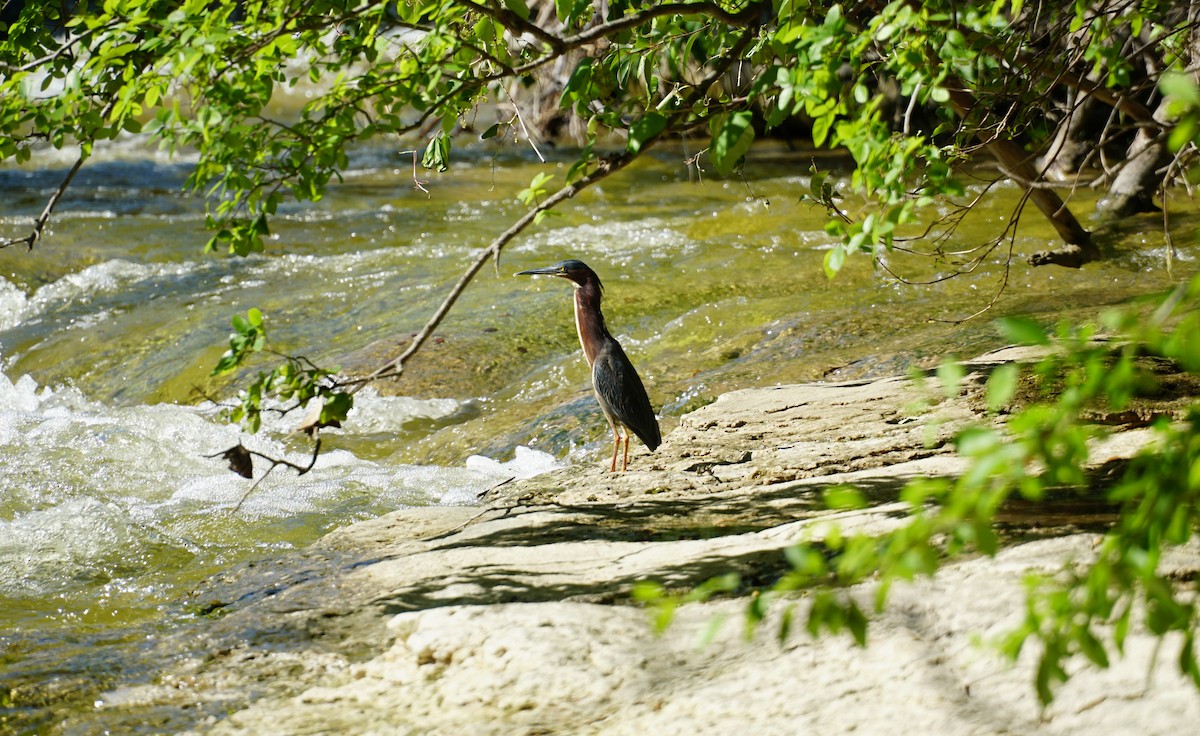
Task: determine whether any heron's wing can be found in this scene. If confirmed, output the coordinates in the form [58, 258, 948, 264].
[592, 341, 661, 451]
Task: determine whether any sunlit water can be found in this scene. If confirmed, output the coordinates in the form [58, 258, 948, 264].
[1, 138, 1197, 731]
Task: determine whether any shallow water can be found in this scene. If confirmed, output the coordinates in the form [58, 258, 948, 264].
[1, 139, 1197, 732]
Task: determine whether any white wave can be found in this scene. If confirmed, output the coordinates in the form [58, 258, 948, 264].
[34, 259, 191, 302]
[0, 497, 178, 597]
[0, 368, 547, 597]
[2, 259, 203, 330]
[0, 278, 29, 331]
[343, 388, 466, 433]
[514, 219, 697, 261]
[2, 129, 201, 169]
[462, 445, 561, 491]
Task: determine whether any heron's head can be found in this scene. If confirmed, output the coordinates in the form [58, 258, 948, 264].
[516, 259, 603, 290]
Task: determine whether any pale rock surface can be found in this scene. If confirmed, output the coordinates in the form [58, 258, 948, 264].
[103, 348, 1198, 735]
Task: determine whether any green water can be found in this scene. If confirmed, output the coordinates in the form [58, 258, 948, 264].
[0, 141, 1196, 733]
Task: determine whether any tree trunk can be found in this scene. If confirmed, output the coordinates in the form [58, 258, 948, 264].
[1097, 103, 1172, 219]
[944, 84, 1097, 266]
[1037, 89, 1108, 181]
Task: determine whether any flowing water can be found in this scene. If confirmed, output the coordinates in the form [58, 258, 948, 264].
[1, 138, 1197, 733]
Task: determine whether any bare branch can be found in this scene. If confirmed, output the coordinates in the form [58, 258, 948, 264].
[453, 0, 566, 52]
[356, 24, 762, 391]
[1, 153, 87, 250]
[564, 1, 769, 46]
[499, 82, 546, 163]
[206, 440, 323, 513]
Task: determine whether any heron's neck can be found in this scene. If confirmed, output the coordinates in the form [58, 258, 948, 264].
[573, 280, 609, 367]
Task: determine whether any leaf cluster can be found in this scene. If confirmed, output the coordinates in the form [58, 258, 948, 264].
[5, 1, 1195, 263]
[641, 273, 1200, 704]
[210, 308, 352, 434]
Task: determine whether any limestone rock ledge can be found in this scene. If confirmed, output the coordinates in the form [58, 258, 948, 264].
[105, 348, 1198, 734]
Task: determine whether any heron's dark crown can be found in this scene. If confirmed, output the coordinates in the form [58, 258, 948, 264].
[543, 260, 603, 290]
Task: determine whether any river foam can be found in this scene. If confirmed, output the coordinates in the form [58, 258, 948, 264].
[0, 367, 559, 601]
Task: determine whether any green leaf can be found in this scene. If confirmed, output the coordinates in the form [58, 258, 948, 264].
[997, 316, 1050, 346]
[937, 359, 965, 398]
[320, 391, 354, 426]
[1180, 635, 1200, 689]
[811, 113, 834, 147]
[708, 111, 754, 175]
[631, 580, 664, 605]
[823, 243, 846, 278]
[211, 352, 240, 376]
[1168, 117, 1197, 152]
[823, 485, 867, 510]
[985, 362, 1019, 412]
[777, 605, 794, 643]
[1160, 72, 1200, 107]
[474, 17, 495, 44]
[956, 426, 1000, 455]
[1113, 602, 1131, 653]
[972, 517, 997, 555]
[1076, 628, 1110, 668]
[517, 171, 555, 206]
[211, 308, 267, 376]
[422, 130, 451, 172]
[555, 0, 589, 25]
[251, 212, 270, 236]
[503, 0, 530, 20]
[1035, 653, 1066, 705]
[846, 600, 868, 646]
[626, 112, 667, 154]
[810, 170, 828, 200]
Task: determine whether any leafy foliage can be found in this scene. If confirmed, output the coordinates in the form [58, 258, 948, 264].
[5, 1, 1196, 260]
[210, 308, 351, 434]
[638, 273, 1200, 704]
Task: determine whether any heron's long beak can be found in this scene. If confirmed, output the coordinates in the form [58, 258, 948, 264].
[516, 266, 563, 276]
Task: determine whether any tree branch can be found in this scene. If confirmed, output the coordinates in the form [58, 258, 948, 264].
[356, 23, 762, 391]
[206, 439, 323, 513]
[1, 152, 87, 250]
[562, 1, 770, 47]
[454, 0, 566, 52]
[355, 150, 640, 389]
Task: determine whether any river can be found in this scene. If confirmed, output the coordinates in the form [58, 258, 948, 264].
[1, 138, 1195, 733]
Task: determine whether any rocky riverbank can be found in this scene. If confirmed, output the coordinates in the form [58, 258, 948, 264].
[81, 348, 1200, 735]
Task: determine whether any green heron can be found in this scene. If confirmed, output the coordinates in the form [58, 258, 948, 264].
[517, 259, 661, 471]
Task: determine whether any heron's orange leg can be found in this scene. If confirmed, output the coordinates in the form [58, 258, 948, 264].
[610, 429, 620, 472]
[622, 433, 630, 472]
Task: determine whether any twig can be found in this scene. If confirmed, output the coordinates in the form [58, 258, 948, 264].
[684, 146, 707, 183]
[457, 0, 566, 53]
[357, 24, 762, 391]
[499, 83, 546, 163]
[356, 151, 641, 389]
[205, 439, 323, 513]
[737, 168, 769, 209]
[399, 149, 430, 194]
[2, 153, 87, 250]
[561, 1, 769, 47]
[903, 81, 921, 137]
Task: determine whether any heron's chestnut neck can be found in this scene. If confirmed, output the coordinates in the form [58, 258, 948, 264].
[571, 277, 609, 367]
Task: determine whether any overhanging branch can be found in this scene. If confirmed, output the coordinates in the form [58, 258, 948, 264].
[356, 151, 641, 389]
[1, 152, 87, 250]
[355, 24, 762, 391]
